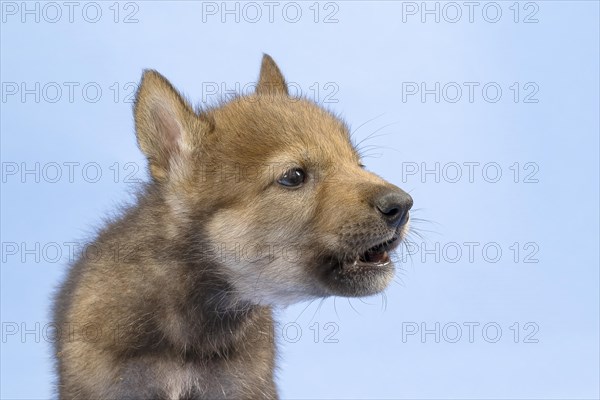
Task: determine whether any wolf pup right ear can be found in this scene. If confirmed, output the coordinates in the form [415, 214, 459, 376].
[134, 70, 204, 181]
[256, 54, 289, 96]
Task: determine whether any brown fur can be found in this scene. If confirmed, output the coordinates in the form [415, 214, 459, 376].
[53, 55, 412, 399]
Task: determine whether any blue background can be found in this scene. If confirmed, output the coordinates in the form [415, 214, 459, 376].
[1, 1, 599, 398]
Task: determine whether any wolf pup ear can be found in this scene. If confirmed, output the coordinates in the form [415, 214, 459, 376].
[256, 54, 289, 96]
[134, 70, 198, 181]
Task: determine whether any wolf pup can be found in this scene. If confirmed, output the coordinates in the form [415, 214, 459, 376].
[53, 55, 413, 399]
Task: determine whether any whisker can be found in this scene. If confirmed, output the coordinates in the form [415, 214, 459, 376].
[347, 298, 360, 315]
[358, 297, 376, 306]
[380, 292, 388, 312]
[309, 298, 326, 323]
[333, 297, 340, 319]
[293, 299, 317, 323]
[354, 121, 400, 150]
[349, 113, 386, 141]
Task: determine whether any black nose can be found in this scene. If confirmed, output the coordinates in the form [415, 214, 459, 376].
[375, 189, 413, 227]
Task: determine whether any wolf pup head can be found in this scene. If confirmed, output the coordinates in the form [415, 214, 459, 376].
[133, 54, 413, 306]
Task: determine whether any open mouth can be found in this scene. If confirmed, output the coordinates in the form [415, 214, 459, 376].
[346, 234, 401, 268]
[320, 231, 404, 297]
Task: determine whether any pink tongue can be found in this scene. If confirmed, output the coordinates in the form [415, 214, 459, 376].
[365, 251, 389, 263]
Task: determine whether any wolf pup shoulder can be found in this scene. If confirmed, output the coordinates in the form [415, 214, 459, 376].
[53, 55, 413, 399]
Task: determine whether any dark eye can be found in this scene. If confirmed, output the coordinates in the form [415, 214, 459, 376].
[277, 168, 305, 187]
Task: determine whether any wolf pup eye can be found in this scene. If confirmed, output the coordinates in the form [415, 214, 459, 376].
[278, 168, 305, 187]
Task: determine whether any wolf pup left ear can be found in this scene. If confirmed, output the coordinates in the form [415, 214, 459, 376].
[256, 54, 289, 96]
[134, 70, 200, 181]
